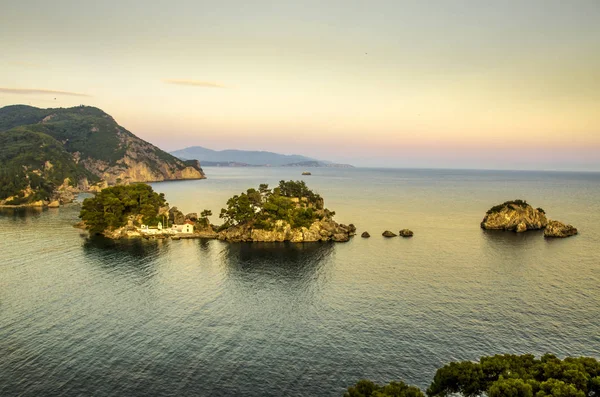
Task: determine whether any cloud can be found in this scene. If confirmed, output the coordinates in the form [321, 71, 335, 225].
[0, 88, 91, 97]
[163, 79, 225, 88]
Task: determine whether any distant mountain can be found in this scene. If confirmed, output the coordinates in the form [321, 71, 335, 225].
[171, 146, 353, 168]
[0, 105, 205, 205]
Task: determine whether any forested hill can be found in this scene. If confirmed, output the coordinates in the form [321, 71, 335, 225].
[0, 105, 205, 205]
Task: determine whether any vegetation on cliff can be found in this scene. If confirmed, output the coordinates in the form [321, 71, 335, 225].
[219, 180, 328, 230]
[0, 104, 205, 204]
[79, 184, 166, 234]
[347, 354, 600, 397]
[486, 199, 530, 214]
[0, 127, 97, 204]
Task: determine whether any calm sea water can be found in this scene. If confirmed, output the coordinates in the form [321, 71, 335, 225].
[1, 168, 599, 396]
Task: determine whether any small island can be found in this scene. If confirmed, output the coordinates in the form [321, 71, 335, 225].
[78, 180, 356, 243]
[481, 199, 577, 238]
[481, 199, 547, 232]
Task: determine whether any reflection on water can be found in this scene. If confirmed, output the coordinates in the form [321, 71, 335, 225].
[481, 228, 545, 249]
[82, 236, 167, 281]
[219, 242, 336, 306]
[222, 241, 334, 275]
[0, 206, 45, 219]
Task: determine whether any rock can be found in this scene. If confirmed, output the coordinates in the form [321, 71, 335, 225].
[348, 224, 357, 235]
[399, 229, 413, 237]
[361, 231, 370, 238]
[186, 213, 198, 221]
[332, 233, 350, 242]
[382, 230, 397, 237]
[31, 200, 45, 207]
[544, 220, 578, 238]
[196, 230, 219, 238]
[48, 200, 60, 208]
[217, 218, 354, 243]
[481, 200, 548, 232]
[73, 221, 87, 229]
[302, 171, 312, 175]
[169, 207, 185, 225]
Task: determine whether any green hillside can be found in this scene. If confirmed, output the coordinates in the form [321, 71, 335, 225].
[0, 105, 205, 205]
[0, 127, 97, 203]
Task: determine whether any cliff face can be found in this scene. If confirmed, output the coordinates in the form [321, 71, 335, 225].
[78, 128, 205, 184]
[0, 105, 205, 205]
[481, 200, 548, 232]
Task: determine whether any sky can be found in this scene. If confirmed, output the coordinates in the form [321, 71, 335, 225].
[1, 0, 599, 170]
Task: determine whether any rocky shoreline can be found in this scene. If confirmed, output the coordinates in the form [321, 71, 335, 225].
[481, 200, 578, 238]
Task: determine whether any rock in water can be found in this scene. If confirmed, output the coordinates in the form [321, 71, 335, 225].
[399, 229, 413, 237]
[48, 200, 60, 208]
[544, 220, 578, 238]
[382, 230, 397, 237]
[361, 231, 371, 238]
[481, 200, 547, 232]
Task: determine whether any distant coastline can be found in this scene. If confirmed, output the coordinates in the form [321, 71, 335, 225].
[200, 160, 353, 168]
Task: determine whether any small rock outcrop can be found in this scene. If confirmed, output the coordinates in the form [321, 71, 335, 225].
[481, 200, 548, 232]
[382, 230, 397, 237]
[302, 171, 312, 175]
[361, 231, 370, 238]
[48, 200, 60, 208]
[169, 207, 185, 225]
[399, 229, 413, 237]
[186, 213, 198, 222]
[544, 221, 578, 238]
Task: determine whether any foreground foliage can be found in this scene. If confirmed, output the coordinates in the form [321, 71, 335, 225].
[345, 380, 424, 397]
[79, 184, 166, 234]
[219, 180, 329, 230]
[347, 354, 600, 397]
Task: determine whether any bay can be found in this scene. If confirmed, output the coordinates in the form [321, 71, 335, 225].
[1, 168, 599, 396]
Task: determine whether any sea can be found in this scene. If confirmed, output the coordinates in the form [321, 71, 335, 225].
[1, 167, 599, 396]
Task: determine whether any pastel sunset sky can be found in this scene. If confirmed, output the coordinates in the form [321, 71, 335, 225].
[1, 0, 599, 170]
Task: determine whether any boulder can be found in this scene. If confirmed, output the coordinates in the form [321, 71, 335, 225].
[399, 229, 413, 237]
[361, 231, 370, 238]
[382, 230, 397, 237]
[169, 207, 185, 225]
[481, 200, 547, 232]
[348, 224, 357, 235]
[332, 233, 350, 242]
[48, 200, 60, 208]
[544, 220, 578, 238]
[186, 213, 198, 221]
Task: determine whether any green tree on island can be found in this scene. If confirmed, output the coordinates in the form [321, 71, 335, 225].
[218, 180, 325, 231]
[199, 209, 213, 228]
[347, 354, 600, 397]
[79, 184, 166, 234]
